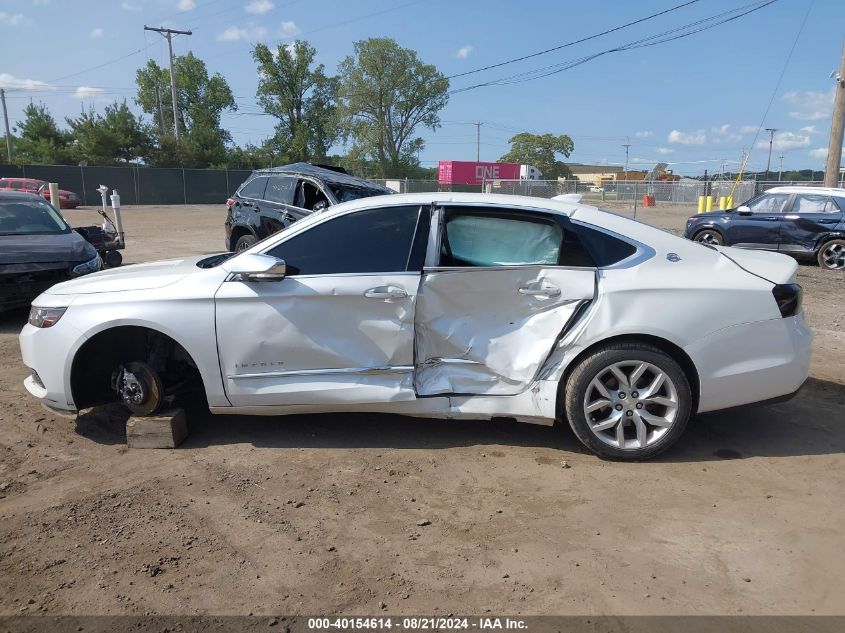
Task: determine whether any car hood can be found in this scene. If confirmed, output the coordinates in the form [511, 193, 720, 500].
[714, 245, 798, 284]
[45, 255, 206, 295]
[0, 231, 93, 265]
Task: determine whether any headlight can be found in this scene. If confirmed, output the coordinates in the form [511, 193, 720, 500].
[28, 307, 67, 328]
[71, 253, 102, 276]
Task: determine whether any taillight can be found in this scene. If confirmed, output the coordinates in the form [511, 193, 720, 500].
[226, 198, 235, 209]
[772, 283, 802, 318]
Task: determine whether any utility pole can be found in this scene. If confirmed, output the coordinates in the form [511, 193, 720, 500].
[764, 128, 777, 181]
[824, 39, 845, 187]
[778, 153, 784, 181]
[474, 121, 482, 162]
[144, 25, 192, 142]
[0, 88, 11, 162]
[622, 137, 631, 180]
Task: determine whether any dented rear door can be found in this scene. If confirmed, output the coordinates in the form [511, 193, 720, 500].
[414, 205, 596, 396]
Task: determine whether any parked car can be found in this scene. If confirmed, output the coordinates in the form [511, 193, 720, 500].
[0, 192, 101, 312]
[589, 186, 604, 193]
[0, 178, 82, 209]
[684, 186, 845, 270]
[225, 162, 393, 252]
[20, 193, 810, 460]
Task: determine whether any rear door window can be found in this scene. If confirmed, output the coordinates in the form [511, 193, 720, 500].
[264, 176, 296, 205]
[9, 180, 22, 190]
[238, 177, 268, 200]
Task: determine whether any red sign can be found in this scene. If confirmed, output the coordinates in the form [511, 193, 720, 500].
[438, 161, 521, 185]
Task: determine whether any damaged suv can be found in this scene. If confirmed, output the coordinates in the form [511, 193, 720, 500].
[1, 192, 101, 312]
[21, 193, 811, 460]
[225, 162, 393, 252]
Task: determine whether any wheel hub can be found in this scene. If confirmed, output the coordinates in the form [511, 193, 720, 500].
[112, 361, 163, 416]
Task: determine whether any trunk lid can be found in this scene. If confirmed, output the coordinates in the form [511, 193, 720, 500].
[714, 246, 798, 284]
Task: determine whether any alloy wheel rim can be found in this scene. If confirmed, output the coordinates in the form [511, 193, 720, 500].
[821, 243, 845, 269]
[696, 232, 720, 246]
[237, 241, 250, 252]
[583, 361, 679, 450]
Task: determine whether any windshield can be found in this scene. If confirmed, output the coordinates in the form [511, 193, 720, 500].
[329, 184, 391, 203]
[0, 200, 71, 235]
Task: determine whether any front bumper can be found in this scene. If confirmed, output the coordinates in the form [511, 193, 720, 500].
[686, 314, 812, 414]
[20, 320, 83, 415]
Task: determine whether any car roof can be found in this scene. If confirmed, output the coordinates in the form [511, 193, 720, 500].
[253, 162, 393, 192]
[764, 185, 845, 196]
[0, 190, 47, 201]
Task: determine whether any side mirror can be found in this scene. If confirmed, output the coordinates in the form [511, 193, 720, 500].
[737, 206, 752, 216]
[224, 253, 286, 282]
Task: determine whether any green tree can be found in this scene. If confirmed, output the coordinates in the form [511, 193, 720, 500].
[66, 101, 150, 165]
[252, 40, 338, 164]
[13, 102, 73, 165]
[337, 38, 448, 178]
[135, 52, 236, 166]
[499, 132, 575, 179]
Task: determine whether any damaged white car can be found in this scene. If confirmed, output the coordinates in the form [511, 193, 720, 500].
[20, 193, 811, 460]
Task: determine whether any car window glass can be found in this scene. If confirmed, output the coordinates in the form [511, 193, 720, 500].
[297, 180, 330, 211]
[9, 181, 22, 189]
[746, 193, 790, 213]
[574, 224, 637, 266]
[264, 176, 296, 204]
[266, 205, 420, 275]
[441, 211, 562, 267]
[238, 177, 267, 199]
[0, 201, 70, 235]
[792, 194, 835, 213]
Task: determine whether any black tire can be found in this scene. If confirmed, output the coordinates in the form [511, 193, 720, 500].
[563, 343, 692, 461]
[235, 234, 257, 252]
[693, 229, 723, 246]
[105, 250, 123, 268]
[817, 239, 845, 270]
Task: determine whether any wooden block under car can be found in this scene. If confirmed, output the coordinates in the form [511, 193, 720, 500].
[126, 408, 187, 449]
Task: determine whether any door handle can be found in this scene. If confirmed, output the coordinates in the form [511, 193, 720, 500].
[761, 216, 780, 221]
[364, 286, 408, 300]
[518, 285, 561, 298]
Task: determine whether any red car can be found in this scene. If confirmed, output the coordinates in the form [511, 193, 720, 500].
[0, 178, 81, 208]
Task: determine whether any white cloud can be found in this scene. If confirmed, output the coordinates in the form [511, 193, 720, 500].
[245, 0, 274, 14]
[656, 147, 674, 154]
[634, 130, 653, 138]
[456, 44, 473, 60]
[0, 73, 52, 90]
[783, 88, 834, 121]
[217, 24, 268, 41]
[809, 147, 828, 159]
[74, 86, 105, 99]
[0, 11, 26, 26]
[89, 27, 104, 39]
[121, 1, 142, 11]
[668, 129, 706, 145]
[710, 124, 742, 143]
[800, 125, 818, 134]
[740, 125, 759, 134]
[631, 158, 656, 164]
[278, 20, 300, 37]
[177, 0, 196, 10]
[756, 131, 810, 151]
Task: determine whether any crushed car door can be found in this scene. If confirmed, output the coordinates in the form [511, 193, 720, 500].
[414, 205, 596, 396]
[215, 204, 428, 407]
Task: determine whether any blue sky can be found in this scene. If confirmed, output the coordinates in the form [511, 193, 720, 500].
[0, 0, 842, 175]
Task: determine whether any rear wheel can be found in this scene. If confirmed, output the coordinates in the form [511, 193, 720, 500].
[817, 239, 845, 270]
[693, 229, 723, 246]
[563, 343, 692, 460]
[235, 234, 257, 252]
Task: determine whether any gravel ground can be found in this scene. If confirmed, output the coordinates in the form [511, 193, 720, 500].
[0, 202, 843, 616]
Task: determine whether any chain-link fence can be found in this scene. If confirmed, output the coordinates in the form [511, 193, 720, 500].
[371, 178, 762, 205]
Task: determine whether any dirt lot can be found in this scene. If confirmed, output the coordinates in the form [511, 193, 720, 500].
[0, 203, 843, 616]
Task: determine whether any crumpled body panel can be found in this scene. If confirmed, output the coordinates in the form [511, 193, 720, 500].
[414, 267, 595, 396]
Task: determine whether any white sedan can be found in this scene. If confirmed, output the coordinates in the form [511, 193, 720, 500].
[19, 193, 811, 460]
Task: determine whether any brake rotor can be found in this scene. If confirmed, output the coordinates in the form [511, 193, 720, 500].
[114, 361, 164, 416]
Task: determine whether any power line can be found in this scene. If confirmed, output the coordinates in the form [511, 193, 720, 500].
[446, 0, 701, 80]
[450, 0, 779, 94]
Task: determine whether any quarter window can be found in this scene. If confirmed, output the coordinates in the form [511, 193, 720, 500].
[792, 194, 836, 213]
[266, 205, 421, 275]
[238, 176, 268, 200]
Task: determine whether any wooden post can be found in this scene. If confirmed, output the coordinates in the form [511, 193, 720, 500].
[126, 408, 187, 449]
